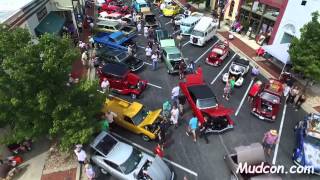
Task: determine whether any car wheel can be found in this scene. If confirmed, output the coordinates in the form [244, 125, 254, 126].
[131, 93, 137, 99]
[142, 135, 150, 141]
[100, 168, 108, 175]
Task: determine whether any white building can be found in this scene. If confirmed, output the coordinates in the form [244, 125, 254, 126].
[0, 0, 84, 37]
[273, 0, 320, 44]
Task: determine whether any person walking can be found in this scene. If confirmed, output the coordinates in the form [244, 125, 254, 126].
[223, 80, 231, 101]
[144, 26, 149, 38]
[287, 86, 299, 104]
[176, 33, 182, 49]
[283, 83, 291, 102]
[157, 122, 166, 150]
[262, 129, 278, 156]
[199, 116, 210, 144]
[251, 65, 260, 79]
[81, 51, 88, 66]
[171, 86, 180, 106]
[74, 144, 87, 165]
[294, 93, 306, 111]
[137, 21, 142, 33]
[128, 44, 133, 56]
[179, 60, 186, 80]
[186, 114, 198, 142]
[105, 110, 117, 129]
[162, 100, 171, 120]
[85, 164, 96, 180]
[145, 46, 152, 61]
[229, 77, 235, 93]
[187, 60, 195, 73]
[100, 78, 110, 94]
[170, 104, 179, 129]
[101, 114, 110, 132]
[151, 52, 158, 71]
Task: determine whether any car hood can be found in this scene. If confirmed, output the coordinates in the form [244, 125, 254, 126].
[303, 142, 320, 171]
[201, 106, 233, 117]
[139, 109, 161, 127]
[147, 156, 172, 180]
[123, 56, 142, 66]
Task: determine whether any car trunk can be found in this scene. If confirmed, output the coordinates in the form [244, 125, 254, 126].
[170, 60, 181, 71]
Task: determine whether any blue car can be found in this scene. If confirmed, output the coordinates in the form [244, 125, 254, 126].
[293, 113, 320, 174]
[93, 31, 135, 51]
[132, 0, 149, 12]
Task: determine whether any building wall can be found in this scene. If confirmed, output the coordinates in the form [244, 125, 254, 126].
[273, 0, 320, 45]
[223, 0, 241, 22]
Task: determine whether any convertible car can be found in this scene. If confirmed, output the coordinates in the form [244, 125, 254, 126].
[206, 41, 229, 66]
[293, 113, 320, 174]
[103, 95, 165, 141]
[179, 72, 234, 133]
[251, 79, 283, 121]
[97, 63, 147, 99]
[222, 58, 250, 87]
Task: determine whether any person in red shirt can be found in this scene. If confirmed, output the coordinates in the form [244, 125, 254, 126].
[248, 81, 262, 103]
[154, 144, 164, 158]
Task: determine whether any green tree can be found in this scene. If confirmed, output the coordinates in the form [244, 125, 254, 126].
[288, 11, 320, 85]
[0, 25, 104, 150]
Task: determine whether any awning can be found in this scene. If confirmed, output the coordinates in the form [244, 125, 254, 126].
[262, 43, 290, 64]
[35, 12, 66, 36]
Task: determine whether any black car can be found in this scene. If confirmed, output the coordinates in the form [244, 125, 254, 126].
[96, 47, 144, 71]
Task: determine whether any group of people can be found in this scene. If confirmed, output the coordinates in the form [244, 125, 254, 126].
[223, 77, 236, 101]
[284, 84, 306, 111]
[74, 145, 96, 180]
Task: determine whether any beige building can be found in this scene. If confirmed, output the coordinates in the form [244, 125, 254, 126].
[210, 0, 241, 23]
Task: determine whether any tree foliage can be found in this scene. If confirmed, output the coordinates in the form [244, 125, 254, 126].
[288, 11, 320, 82]
[0, 25, 104, 151]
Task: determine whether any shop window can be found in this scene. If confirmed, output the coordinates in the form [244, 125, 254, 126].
[228, 1, 235, 17]
[281, 33, 294, 44]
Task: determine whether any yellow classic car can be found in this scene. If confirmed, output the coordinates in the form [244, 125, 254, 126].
[162, 5, 181, 17]
[103, 96, 164, 141]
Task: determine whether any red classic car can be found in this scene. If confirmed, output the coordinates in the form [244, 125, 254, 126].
[250, 79, 284, 121]
[99, 3, 130, 15]
[98, 63, 147, 99]
[206, 41, 229, 66]
[179, 72, 234, 133]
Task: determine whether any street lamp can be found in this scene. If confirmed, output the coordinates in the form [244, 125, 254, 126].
[218, 0, 225, 29]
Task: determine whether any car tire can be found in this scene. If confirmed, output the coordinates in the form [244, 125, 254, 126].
[142, 135, 150, 141]
[131, 93, 137, 99]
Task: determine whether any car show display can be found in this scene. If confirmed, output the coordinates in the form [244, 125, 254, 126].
[206, 41, 230, 66]
[222, 58, 250, 87]
[190, 17, 218, 46]
[94, 31, 135, 51]
[97, 63, 147, 99]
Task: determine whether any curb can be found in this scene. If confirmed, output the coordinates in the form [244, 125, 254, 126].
[76, 164, 81, 180]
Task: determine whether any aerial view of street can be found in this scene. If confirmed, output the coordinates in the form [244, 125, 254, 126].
[0, 0, 320, 180]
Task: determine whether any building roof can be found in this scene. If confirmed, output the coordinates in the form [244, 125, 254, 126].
[0, 0, 33, 23]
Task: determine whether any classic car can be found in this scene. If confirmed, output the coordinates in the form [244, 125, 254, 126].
[162, 5, 181, 17]
[179, 72, 234, 132]
[155, 29, 170, 42]
[143, 12, 158, 27]
[103, 95, 166, 141]
[98, 12, 132, 24]
[160, 39, 187, 74]
[250, 79, 283, 121]
[90, 132, 175, 179]
[224, 143, 282, 180]
[100, 4, 121, 13]
[97, 63, 147, 99]
[293, 113, 320, 175]
[94, 31, 135, 51]
[133, 0, 149, 12]
[96, 47, 144, 71]
[174, 12, 203, 26]
[95, 20, 136, 35]
[206, 41, 230, 66]
[180, 16, 201, 35]
[222, 58, 250, 87]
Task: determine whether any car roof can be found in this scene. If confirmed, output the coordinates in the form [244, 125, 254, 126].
[235, 143, 266, 165]
[181, 16, 200, 23]
[105, 141, 133, 165]
[98, 46, 123, 56]
[90, 132, 118, 156]
[109, 31, 125, 39]
[101, 63, 129, 77]
[187, 85, 215, 99]
[97, 20, 120, 26]
[233, 58, 249, 66]
[163, 46, 180, 54]
[193, 17, 214, 32]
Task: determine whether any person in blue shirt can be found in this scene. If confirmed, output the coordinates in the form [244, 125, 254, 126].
[186, 114, 198, 142]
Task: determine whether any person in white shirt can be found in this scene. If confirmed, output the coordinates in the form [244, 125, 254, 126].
[171, 86, 180, 106]
[151, 53, 158, 70]
[85, 164, 95, 180]
[144, 26, 149, 38]
[100, 78, 110, 93]
[81, 51, 88, 66]
[137, 22, 142, 33]
[105, 110, 117, 124]
[283, 84, 291, 101]
[145, 46, 152, 61]
[170, 104, 179, 128]
[160, 3, 166, 15]
[74, 145, 87, 165]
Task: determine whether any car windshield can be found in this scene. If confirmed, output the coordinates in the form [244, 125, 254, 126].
[181, 22, 191, 27]
[305, 135, 320, 146]
[261, 92, 280, 104]
[112, 33, 126, 42]
[116, 52, 129, 61]
[196, 98, 217, 109]
[168, 52, 181, 59]
[120, 148, 143, 174]
[192, 30, 204, 37]
[132, 107, 148, 125]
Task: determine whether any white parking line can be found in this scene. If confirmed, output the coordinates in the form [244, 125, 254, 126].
[165, 21, 172, 25]
[111, 132, 198, 177]
[194, 40, 219, 63]
[182, 41, 189, 47]
[210, 54, 237, 85]
[138, 45, 145, 49]
[235, 79, 254, 116]
[272, 104, 287, 165]
[147, 82, 162, 89]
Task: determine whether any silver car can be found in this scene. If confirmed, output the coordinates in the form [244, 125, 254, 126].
[224, 142, 282, 180]
[90, 132, 174, 180]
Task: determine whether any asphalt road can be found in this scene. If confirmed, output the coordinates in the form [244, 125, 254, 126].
[95, 4, 317, 180]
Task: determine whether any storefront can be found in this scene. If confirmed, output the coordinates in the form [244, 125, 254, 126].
[237, 0, 288, 44]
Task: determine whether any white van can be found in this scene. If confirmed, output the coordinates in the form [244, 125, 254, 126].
[189, 17, 218, 46]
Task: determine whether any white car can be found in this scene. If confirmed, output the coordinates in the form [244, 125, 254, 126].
[174, 12, 203, 26]
[90, 132, 175, 180]
[222, 58, 250, 87]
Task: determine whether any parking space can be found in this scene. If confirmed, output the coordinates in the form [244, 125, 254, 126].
[96, 2, 318, 180]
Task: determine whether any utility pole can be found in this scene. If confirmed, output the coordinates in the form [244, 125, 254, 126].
[218, 0, 225, 29]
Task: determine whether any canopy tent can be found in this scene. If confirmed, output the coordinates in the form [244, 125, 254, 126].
[262, 43, 291, 76]
[35, 12, 65, 36]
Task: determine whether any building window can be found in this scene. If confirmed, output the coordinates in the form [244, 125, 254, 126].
[228, 1, 235, 17]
